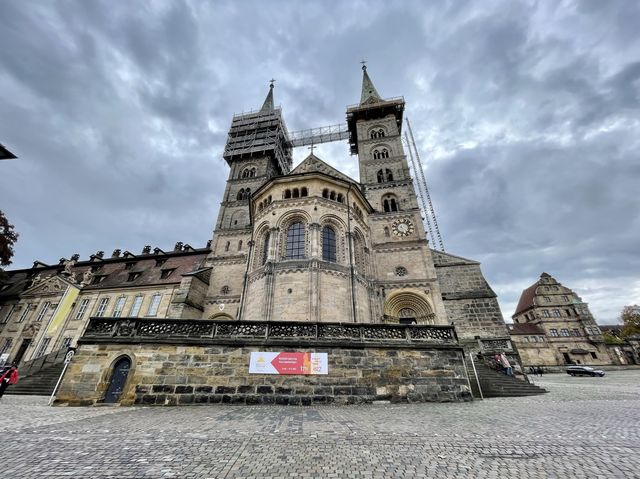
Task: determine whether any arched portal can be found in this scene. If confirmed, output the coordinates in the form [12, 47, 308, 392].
[384, 291, 436, 324]
[104, 356, 131, 403]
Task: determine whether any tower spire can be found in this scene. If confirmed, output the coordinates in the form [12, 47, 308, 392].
[260, 79, 275, 112]
[359, 62, 382, 105]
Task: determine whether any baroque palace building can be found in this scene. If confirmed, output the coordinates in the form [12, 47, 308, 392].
[0, 67, 535, 404]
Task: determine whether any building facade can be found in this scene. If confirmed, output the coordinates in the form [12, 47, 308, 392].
[510, 272, 612, 367]
[1, 68, 519, 404]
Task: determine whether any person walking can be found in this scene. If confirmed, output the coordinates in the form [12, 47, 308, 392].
[499, 353, 513, 376]
[0, 365, 19, 399]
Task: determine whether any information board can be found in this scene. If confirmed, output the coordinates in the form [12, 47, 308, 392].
[249, 352, 328, 375]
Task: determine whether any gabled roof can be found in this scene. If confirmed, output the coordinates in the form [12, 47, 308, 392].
[289, 153, 354, 184]
[513, 282, 539, 317]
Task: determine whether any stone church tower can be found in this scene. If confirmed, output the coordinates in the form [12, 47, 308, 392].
[199, 66, 508, 352]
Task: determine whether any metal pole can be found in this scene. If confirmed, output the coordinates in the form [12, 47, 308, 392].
[469, 354, 484, 400]
[48, 350, 74, 406]
[48, 361, 69, 406]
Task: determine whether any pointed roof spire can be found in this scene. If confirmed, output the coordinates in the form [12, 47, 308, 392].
[260, 79, 275, 112]
[359, 61, 382, 105]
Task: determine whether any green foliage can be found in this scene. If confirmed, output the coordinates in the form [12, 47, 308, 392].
[603, 332, 624, 345]
[0, 209, 19, 268]
[620, 305, 640, 338]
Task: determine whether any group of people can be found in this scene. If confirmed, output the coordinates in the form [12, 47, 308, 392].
[528, 366, 545, 376]
[0, 364, 19, 399]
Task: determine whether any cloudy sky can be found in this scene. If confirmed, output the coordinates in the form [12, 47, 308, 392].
[1, 1, 638, 324]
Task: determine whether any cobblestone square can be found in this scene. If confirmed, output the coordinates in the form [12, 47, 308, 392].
[1, 370, 639, 478]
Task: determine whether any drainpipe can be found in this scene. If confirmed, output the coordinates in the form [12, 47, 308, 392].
[346, 185, 357, 323]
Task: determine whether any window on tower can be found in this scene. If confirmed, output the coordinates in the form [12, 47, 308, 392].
[376, 169, 394, 183]
[382, 195, 398, 212]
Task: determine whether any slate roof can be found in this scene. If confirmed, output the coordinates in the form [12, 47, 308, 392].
[0, 247, 210, 299]
[508, 323, 545, 335]
[513, 282, 540, 316]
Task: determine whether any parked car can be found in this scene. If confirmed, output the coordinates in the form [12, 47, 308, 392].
[566, 366, 605, 377]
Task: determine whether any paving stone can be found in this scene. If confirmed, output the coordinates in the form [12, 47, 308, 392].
[1, 371, 639, 478]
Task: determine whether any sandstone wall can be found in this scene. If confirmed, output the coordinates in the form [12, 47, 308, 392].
[56, 341, 471, 406]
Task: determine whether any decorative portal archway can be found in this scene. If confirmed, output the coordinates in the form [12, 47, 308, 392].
[104, 356, 131, 404]
[383, 291, 436, 325]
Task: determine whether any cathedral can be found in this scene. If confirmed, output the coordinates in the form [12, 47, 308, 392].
[0, 67, 530, 404]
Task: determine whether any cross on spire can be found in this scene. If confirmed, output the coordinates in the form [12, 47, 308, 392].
[269, 78, 276, 88]
[360, 59, 367, 71]
[308, 144, 315, 155]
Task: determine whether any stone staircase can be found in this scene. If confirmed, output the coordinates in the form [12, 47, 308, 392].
[5, 348, 70, 396]
[6, 362, 65, 396]
[466, 362, 547, 398]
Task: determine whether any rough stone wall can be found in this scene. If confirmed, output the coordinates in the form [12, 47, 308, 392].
[432, 252, 510, 343]
[55, 342, 471, 406]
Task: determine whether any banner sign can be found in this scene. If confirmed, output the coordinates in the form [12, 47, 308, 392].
[249, 352, 328, 375]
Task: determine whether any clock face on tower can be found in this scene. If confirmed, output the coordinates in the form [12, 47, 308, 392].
[392, 218, 414, 237]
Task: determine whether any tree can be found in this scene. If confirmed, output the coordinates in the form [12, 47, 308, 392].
[620, 305, 640, 338]
[0, 209, 19, 268]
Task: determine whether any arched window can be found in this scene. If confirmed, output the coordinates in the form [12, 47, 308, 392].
[384, 227, 390, 237]
[378, 129, 385, 138]
[258, 203, 263, 212]
[377, 170, 384, 183]
[262, 232, 270, 265]
[381, 149, 389, 158]
[236, 189, 244, 201]
[250, 168, 256, 177]
[322, 226, 336, 263]
[241, 169, 248, 178]
[301, 187, 308, 197]
[245, 188, 251, 199]
[373, 149, 380, 160]
[285, 222, 305, 259]
[268, 195, 272, 204]
[385, 169, 393, 181]
[330, 191, 336, 200]
[370, 130, 378, 139]
[238, 240, 243, 251]
[284, 189, 291, 199]
[225, 241, 230, 252]
[322, 189, 329, 198]
[336, 193, 344, 203]
[382, 195, 398, 212]
[293, 188, 299, 198]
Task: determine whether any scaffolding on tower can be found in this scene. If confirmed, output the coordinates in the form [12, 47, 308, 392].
[405, 117, 445, 252]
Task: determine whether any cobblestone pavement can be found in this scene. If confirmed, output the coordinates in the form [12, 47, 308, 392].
[1, 370, 639, 478]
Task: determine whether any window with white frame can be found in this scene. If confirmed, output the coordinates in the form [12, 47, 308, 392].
[62, 337, 73, 349]
[35, 302, 51, 322]
[129, 296, 144, 317]
[17, 303, 32, 323]
[560, 328, 570, 337]
[35, 337, 51, 358]
[0, 338, 13, 355]
[146, 294, 162, 317]
[0, 305, 15, 324]
[542, 310, 550, 318]
[95, 298, 110, 317]
[112, 297, 126, 318]
[549, 328, 558, 337]
[74, 299, 90, 320]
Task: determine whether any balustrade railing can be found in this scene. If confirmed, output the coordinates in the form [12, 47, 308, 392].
[83, 317, 458, 345]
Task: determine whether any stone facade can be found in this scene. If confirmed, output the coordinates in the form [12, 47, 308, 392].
[511, 272, 612, 367]
[1, 67, 517, 404]
[54, 319, 471, 405]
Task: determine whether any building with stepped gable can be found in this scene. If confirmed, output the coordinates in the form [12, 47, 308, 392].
[510, 272, 613, 368]
[0, 67, 539, 404]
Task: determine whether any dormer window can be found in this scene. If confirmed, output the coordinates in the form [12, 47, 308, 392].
[127, 272, 141, 282]
[160, 268, 176, 279]
[155, 259, 167, 267]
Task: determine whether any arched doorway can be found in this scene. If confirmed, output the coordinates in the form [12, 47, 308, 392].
[104, 356, 131, 403]
[383, 291, 436, 324]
